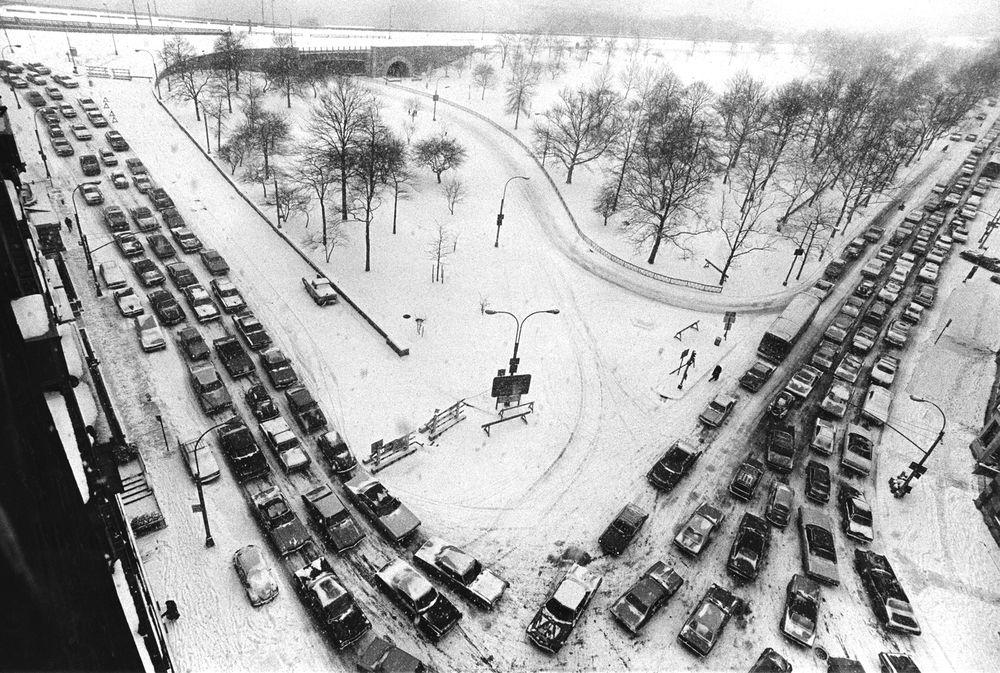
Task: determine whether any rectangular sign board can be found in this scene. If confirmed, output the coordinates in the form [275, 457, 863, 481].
[491, 373, 531, 398]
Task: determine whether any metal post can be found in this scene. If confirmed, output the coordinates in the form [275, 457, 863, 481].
[66, 34, 78, 73]
[104, 3, 119, 55]
[273, 172, 281, 227]
[130, 0, 141, 28]
[32, 109, 52, 182]
[135, 49, 160, 99]
[433, 75, 449, 121]
[495, 175, 529, 247]
[155, 415, 169, 453]
[485, 308, 559, 375]
[893, 396, 947, 498]
[202, 104, 210, 152]
[191, 422, 228, 548]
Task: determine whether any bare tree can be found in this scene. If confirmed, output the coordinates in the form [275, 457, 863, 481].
[603, 36, 618, 65]
[504, 53, 541, 129]
[426, 221, 457, 283]
[404, 96, 423, 119]
[523, 34, 544, 64]
[218, 131, 253, 174]
[161, 36, 212, 121]
[242, 157, 269, 197]
[715, 71, 770, 184]
[472, 62, 497, 100]
[593, 183, 617, 225]
[540, 75, 621, 184]
[203, 92, 228, 149]
[442, 177, 466, 215]
[212, 30, 247, 106]
[285, 144, 338, 249]
[496, 32, 517, 68]
[581, 36, 597, 63]
[714, 189, 777, 285]
[347, 105, 405, 271]
[261, 33, 302, 108]
[249, 111, 290, 179]
[386, 154, 413, 235]
[413, 133, 467, 183]
[307, 77, 374, 220]
[268, 179, 311, 226]
[302, 221, 349, 262]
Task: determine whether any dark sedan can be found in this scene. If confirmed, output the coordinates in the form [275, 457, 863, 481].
[146, 233, 176, 260]
[146, 289, 184, 325]
[598, 503, 648, 556]
[647, 439, 702, 491]
[677, 584, 743, 657]
[301, 483, 365, 553]
[608, 561, 683, 635]
[245, 383, 279, 422]
[727, 512, 771, 581]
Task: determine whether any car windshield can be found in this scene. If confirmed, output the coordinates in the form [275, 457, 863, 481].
[806, 526, 836, 561]
[363, 483, 399, 516]
[624, 592, 650, 613]
[737, 530, 764, 561]
[662, 447, 690, 471]
[788, 593, 817, 629]
[850, 438, 873, 459]
[264, 499, 288, 519]
[202, 378, 222, 392]
[544, 596, 576, 623]
[849, 501, 873, 526]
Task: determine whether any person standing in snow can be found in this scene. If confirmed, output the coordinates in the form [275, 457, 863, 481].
[710, 364, 722, 381]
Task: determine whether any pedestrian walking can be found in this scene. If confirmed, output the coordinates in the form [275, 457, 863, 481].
[689, 350, 697, 367]
[710, 364, 722, 382]
[162, 600, 180, 621]
[64, 216, 73, 232]
[415, 317, 425, 336]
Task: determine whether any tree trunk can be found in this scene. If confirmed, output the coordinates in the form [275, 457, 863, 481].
[481, 85, 486, 100]
[320, 198, 327, 250]
[565, 163, 575, 184]
[364, 216, 371, 272]
[392, 184, 400, 234]
[340, 154, 349, 220]
[513, 102, 521, 130]
[647, 216, 666, 264]
[194, 97, 201, 121]
[436, 171, 443, 183]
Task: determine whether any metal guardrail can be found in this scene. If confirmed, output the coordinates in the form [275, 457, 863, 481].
[383, 82, 723, 294]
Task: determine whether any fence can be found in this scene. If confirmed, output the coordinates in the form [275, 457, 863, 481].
[365, 432, 422, 473]
[383, 82, 723, 294]
[420, 400, 467, 442]
[85, 66, 132, 81]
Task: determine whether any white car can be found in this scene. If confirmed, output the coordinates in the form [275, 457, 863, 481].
[811, 417, 837, 455]
[877, 280, 903, 304]
[69, 122, 91, 140]
[820, 382, 850, 418]
[113, 286, 144, 317]
[861, 386, 891, 425]
[413, 537, 509, 610]
[211, 277, 246, 313]
[183, 284, 221, 322]
[841, 423, 874, 476]
[134, 314, 166, 352]
[952, 227, 969, 243]
[885, 320, 910, 347]
[259, 417, 311, 472]
[889, 265, 909, 284]
[871, 354, 899, 387]
[852, 325, 878, 353]
[100, 261, 127, 289]
[303, 275, 337, 306]
[902, 302, 923, 323]
[179, 437, 220, 483]
[233, 545, 279, 607]
[786, 365, 822, 399]
[926, 248, 946, 265]
[860, 259, 886, 278]
[834, 353, 864, 384]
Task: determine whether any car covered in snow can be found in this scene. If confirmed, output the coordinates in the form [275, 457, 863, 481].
[726, 512, 770, 581]
[739, 361, 775, 392]
[804, 460, 831, 503]
[527, 562, 601, 653]
[811, 417, 837, 455]
[913, 284, 936, 308]
[199, 248, 229, 275]
[244, 382, 279, 422]
[781, 574, 821, 647]
[871, 354, 899, 387]
[130, 257, 164, 287]
[250, 485, 309, 556]
[824, 313, 854, 344]
[133, 314, 165, 352]
[234, 311, 272, 351]
[126, 157, 147, 174]
[811, 341, 838, 371]
[188, 363, 232, 416]
[214, 335, 255, 378]
[161, 207, 186, 229]
[838, 483, 874, 543]
[673, 502, 724, 556]
[647, 439, 702, 491]
[766, 426, 795, 473]
[105, 129, 129, 151]
[676, 584, 743, 657]
[698, 393, 736, 427]
[356, 637, 426, 673]
[820, 381, 850, 418]
[177, 326, 209, 361]
[183, 284, 221, 323]
[146, 233, 176, 260]
[98, 147, 117, 166]
[841, 295, 866, 319]
[852, 324, 878, 353]
[317, 430, 357, 477]
[608, 561, 683, 635]
[130, 206, 158, 232]
[303, 275, 337, 305]
[166, 261, 198, 290]
[232, 544, 279, 607]
[885, 319, 910, 347]
[766, 481, 794, 529]
[114, 232, 143, 257]
[798, 506, 840, 586]
[133, 174, 153, 193]
[109, 170, 129, 190]
[841, 423, 874, 476]
[768, 390, 795, 419]
[855, 549, 921, 635]
[598, 503, 648, 556]
[51, 136, 73, 156]
[855, 278, 876, 298]
[728, 455, 764, 501]
[375, 558, 462, 642]
[877, 279, 903, 304]
[285, 385, 327, 433]
[170, 226, 203, 253]
[294, 556, 371, 649]
[861, 385, 891, 425]
[259, 416, 311, 472]
[301, 483, 365, 553]
[344, 474, 420, 543]
[210, 277, 246, 313]
[261, 348, 297, 388]
[80, 183, 103, 205]
[414, 537, 509, 610]
[149, 187, 174, 211]
[786, 365, 821, 399]
[99, 261, 127, 290]
[69, 122, 90, 140]
[146, 288, 184, 325]
[113, 286, 143, 317]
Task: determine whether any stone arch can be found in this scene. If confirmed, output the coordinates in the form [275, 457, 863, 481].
[384, 59, 412, 78]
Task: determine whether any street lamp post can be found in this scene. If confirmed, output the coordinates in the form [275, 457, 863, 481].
[495, 175, 530, 247]
[135, 48, 161, 98]
[72, 181, 103, 295]
[31, 108, 52, 182]
[103, 3, 119, 56]
[192, 421, 230, 548]
[3, 44, 22, 110]
[432, 75, 449, 121]
[67, 34, 78, 74]
[484, 308, 560, 374]
[888, 395, 947, 498]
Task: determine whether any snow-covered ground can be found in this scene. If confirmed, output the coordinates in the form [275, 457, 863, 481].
[7, 21, 1000, 673]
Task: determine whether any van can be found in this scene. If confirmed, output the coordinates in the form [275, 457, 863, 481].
[99, 261, 127, 289]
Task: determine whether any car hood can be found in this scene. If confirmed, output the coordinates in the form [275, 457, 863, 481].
[609, 595, 648, 634]
[700, 408, 724, 425]
[246, 569, 279, 606]
[805, 555, 840, 586]
[218, 294, 244, 310]
[842, 452, 872, 475]
[270, 365, 297, 386]
[845, 519, 874, 542]
[527, 608, 572, 652]
[272, 519, 309, 554]
[416, 595, 461, 641]
[326, 517, 365, 553]
[278, 446, 311, 471]
[782, 607, 817, 647]
[193, 304, 218, 320]
[140, 330, 164, 349]
[379, 505, 420, 541]
[202, 387, 231, 410]
[299, 408, 327, 430]
[599, 526, 632, 555]
[119, 295, 143, 315]
[322, 604, 371, 649]
[728, 553, 759, 579]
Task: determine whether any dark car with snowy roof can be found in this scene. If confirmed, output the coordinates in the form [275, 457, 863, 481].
[302, 484, 365, 553]
[344, 474, 420, 544]
[726, 512, 770, 581]
[375, 558, 462, 642]
[526, 562, 601, 653]
[598, 503, 648, 556]
[414, 536, 509, 610]
[677, 584, 743, 657]
[293, 556, 371, 649]
[647, 439, 702, 491]
[608, 561, 683, 635]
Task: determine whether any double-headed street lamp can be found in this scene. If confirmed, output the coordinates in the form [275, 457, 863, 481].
[3, 43, 22, 110]
[484, 308, 560, 374]
[191, 421, 232, 548]
[432, 75, 449, 121]
[887, 395, 947, 498]
[495, 175, 530, 247]
[135, 48, 161, 99]
[31, 107, 52, 181]
[72, 180, 103, 294]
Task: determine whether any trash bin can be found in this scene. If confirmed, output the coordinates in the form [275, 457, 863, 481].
[714, 337, 722, 346]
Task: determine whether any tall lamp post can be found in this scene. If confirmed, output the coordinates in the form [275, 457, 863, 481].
[191, 421, 230, 548]
[135, 48, 160, 98]
[484, 308, 560, 374]
[3, 44, 22, 109]
[432, 74, 449, 121]
[888, 395, 947, 498]
[31, 108, 52, 182]
[495, 175, 530, 247]
[103, 3, 119, 55]
[72, 180, 104, 296]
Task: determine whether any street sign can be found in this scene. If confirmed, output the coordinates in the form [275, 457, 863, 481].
[191, 504, 203, 513]
[491, 373, 531, 398]
[723, 311, 736, 328]
[909, 462, 927, 477]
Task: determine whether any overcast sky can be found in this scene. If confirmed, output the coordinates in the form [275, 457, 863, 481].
[29, 0, 1000, 36]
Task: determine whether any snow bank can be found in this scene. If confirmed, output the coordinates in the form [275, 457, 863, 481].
[10, 293, 50, 340]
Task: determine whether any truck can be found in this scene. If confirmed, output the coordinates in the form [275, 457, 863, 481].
[290, 544, 372, 650]
[217, 418, 270, 483]
[214, 335, 255, 379]
[246, 482, 310, 556]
